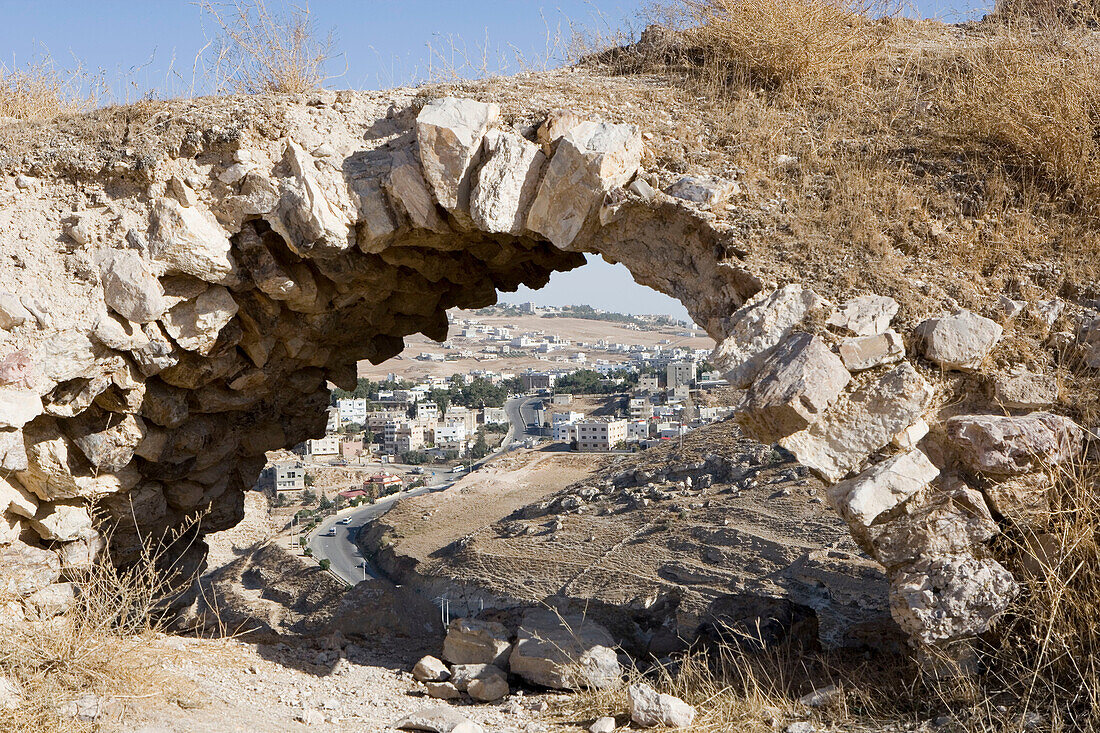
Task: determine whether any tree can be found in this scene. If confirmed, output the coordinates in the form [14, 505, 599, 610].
[303, 546, 313, 557]
[301, 489, 317, 505]
[471, 432, 489, 459]
[342, 422, 362, 435]
[318, 493, 333, 511]
[318, 558, 331, 571]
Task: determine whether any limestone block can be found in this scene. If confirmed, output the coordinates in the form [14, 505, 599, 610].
[665, 175, 739, 207]
[865, 481, 998, 567]
[827, 449, 939, 527]
[628, 683, 696, 728]
[946, 412, 1083, 475]
[129, 322, 180, 377]
[737, 333, 851, 444]
[471, 129, 546, 235]
[352, 179, 397, 252]
[527, 121, 642, 248]
[27, 581, 77, 618]
[827, 295, 899, 336]
[0, 540, 60, 597]
[97, 249, 166, 323]
[713, 284, 830, 388]
[395, 706, 484, 733]
[889, 554, 1018, 644]
[838, 330, 905, 371]
[412, 655, 450, 682]
[466, 665, 509, 702]
[915, 310, 1002, 371]
[892, 419, 929, 450]
[780, 363, 935, 482]
[0, 293, 31, 330]
[983, 472, 1052, 525]
[35, 332, 99, 388]
[416, 97, 501, 213]
[0, 476, 37, 519]
[149, 198, 237, 285]
[19, 419, 141, 500]
[57, 532, 105, 576]
[30, 502, 93, 542]
[425, 681, 461, 700]
[442, 617, 512, 666]
[507, 609, 620, 690]
[271, 139, 351, 254]
[993, 370, 1058, 410]
[0, 429, 26, 472]
[537, 108, 583, 153]
[62, 408, 146, 472]
[0, 514, 22, 546]
[0, 388, 42, 429]
[160, 285, 239, 356]
[449, 664, 495, 692]
[166, 175, 198, 207]
[385, 148, 449, 233]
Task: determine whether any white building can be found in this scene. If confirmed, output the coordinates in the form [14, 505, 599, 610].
[325, 407, 339, 433]
[629, 398, 653, 420]
[574, 419, 628, 452]
[434, 423, 468, 445]
[272, 461, 305, 491]
[628, 420, 650, 441]
[483, 407, 508, 424]
[552, 422, 577, 442]
[336, 398, 368, 424]
[416, 401, 440, 421]
[666, 360, 696, 388]
[552, 411, 585, 425]
[306, 435, 341, 457]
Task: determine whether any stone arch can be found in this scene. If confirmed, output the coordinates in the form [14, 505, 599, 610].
[0, 93, 1078, 657]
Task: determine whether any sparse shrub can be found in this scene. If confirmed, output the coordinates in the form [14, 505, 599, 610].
[199, 0, 337, 94]
[0, 56, 95, 123]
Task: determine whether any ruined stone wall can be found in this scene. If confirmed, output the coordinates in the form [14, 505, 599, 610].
[0, 90, 1091, 657]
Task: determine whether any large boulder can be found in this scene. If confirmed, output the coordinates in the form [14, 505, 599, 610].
[412, 655, 450, 683]
[993, 369, 1058, 410]
[160, 285, 239, 356]
[470, 129, 545, 235]
[417, 97, 501, 214]
[442, 617, 512, 666]
[737, 332, 850, 444]
[915, 310, 1002, 371]
[527, 121, 642, 248]
[507, 609, 620, 690]
[30, 501, 94, 542]
[781, 363, 935, 482]
[713, 285, 829, 388]
[395, 705, 484, 733]
[827, 449, 939, 528]
[270, 140, 351, 254]
[61, 408, 146, 472]
[837, 330, 905, 372]
[466, 665, 510, 702]
[889, 554, 1018, 644]
[96, 249, 166, 323]
[149, 198, 237, 285]
[0, 540, 61, 597]
[827, 294, 899, 336]
[946, 412, 1083, 475]
[628, 683, 696, 728]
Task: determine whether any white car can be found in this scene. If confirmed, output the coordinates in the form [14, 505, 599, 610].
[338, 517, 352, 525]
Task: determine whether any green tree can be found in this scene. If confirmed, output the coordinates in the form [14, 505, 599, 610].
[303, 546, 313, 557]
[318, 558, 331, 571]
[318, 494, 333, 511]
[471, 432, 489, 459]
[301, 489, 317, 505]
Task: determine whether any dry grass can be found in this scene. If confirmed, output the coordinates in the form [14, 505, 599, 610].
[0, 516, 205, 733]
[199, 0, 338, 94]
[0, 57, 96, 123]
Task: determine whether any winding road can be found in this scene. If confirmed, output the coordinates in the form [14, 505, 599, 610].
[308, 394, 542, 585]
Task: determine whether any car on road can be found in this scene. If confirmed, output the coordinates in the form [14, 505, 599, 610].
[409, 467, 424, 474]
[451, 465, 467, 474]
[324, 527, 336, 536]
[338, 517, 351, 525]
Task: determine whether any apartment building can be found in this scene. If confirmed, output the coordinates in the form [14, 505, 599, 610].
[272, 461, 305, 491]
[336, 398, 368, 424]
[666, 360, 696, 389]
[306, 435, 341, 457]
[574, 419, 628, 452]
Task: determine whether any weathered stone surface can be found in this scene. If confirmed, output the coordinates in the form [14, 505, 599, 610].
[589, 717, 617, 733]
[838, 330, 905, 371]
[466, 665, 509, 702]
[915, 310, 1002, 371]
[0, 539, 60, 597]
[781, 363, 936, 482]
[149, 198, 237, 284]
[665, 175, 739, 207]
[30, 501, 93, 542]
[889, 554, 1018, 644]
[425, 681, 461, 700]
[0, 293, 31, 330]
[417, 97, 500, 214]
[62, 408, 146, 472]
[19, 418, 141, 501]
[271, 140, 351, 254]
[628, 683, 696, 729]
[160, 285, 239, 356]
[946, 412, 1083, 475]
[527, 121, 642, 248]
[713, 285, 830, 388]
[0, 388, 42, 429]
[0, 514, 22, 546]
[993, 370, 1058, 410]
[537, 108, 582, 153]
[412, 655, 450, 683]
[827, 295, 899, 336]
[0, 429, 27, 472]
[448, 664, 495, 693]
[470, 129, 545, 235]
[827, 449, 939, 527]
[892, 419, 929, 450]
[738, 333, 850, 444]
[28, 581, 77, 618]
[0, 476, 38, 519]
[97, 249, 166, 323]
[385, 148, 449, 233]
[508, 609, 620, 690]
[865, 480, 998, 567]
[983, 472, 1053, 525]
[442, 617, 512, 666]
[395, 705, 484, 733]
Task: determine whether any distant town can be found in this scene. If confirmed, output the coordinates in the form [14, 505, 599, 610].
[261, 304, 732, 502]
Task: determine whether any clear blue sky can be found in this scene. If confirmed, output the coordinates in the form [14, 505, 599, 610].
[0, 0, 985, 321]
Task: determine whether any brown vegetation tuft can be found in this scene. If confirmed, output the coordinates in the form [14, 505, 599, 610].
[0, 57, 95, 123]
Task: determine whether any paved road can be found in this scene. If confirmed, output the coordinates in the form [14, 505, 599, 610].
[504, 394, 544, 442]
[307, 483, 441, 585]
